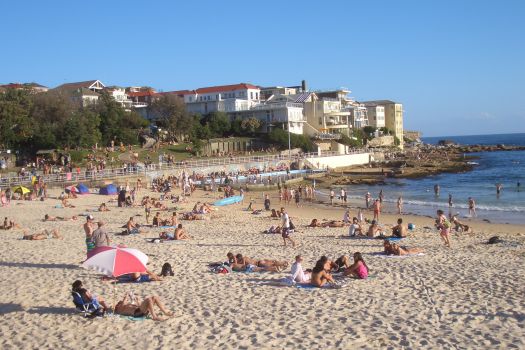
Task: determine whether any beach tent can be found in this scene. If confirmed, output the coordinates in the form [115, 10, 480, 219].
[12, 186, 31, 195]
[99, 184, 117, 195]
[76, 183, 90, 194]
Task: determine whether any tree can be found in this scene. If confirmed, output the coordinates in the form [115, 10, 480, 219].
[205, 111, 230, 137]
[362, 126, 377, 140]
[340, 133, 363, 147]
[267, 127, 315, 152]
[241, 117, 261, 134]
[0, 89, 33, 149]
[150, 94, 194, 141]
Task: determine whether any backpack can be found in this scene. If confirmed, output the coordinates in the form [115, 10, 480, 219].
[443, 219, 451, 229]
[289, 220, 296, 230]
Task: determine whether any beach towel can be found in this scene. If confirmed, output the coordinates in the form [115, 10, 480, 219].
[295, 283, 346, 289]
[145, 238, 180, 243]
[376, 253, 425, 258]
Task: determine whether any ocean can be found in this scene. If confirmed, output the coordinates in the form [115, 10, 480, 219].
[343, 133, 525, 224]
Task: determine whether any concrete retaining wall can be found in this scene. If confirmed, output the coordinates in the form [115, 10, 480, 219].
[306, 153, 370, 169]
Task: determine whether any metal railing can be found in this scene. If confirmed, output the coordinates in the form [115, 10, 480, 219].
[0, 151, 366, 188]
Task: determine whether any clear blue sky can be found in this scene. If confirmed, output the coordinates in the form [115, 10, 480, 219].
[1, 0, 524, 137]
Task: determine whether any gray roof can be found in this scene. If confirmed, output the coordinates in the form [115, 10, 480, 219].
[360, 100, 399, 106]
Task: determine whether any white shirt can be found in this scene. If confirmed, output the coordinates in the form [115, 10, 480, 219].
[281, 212, 290, 229]
[289, 262, 310, 283]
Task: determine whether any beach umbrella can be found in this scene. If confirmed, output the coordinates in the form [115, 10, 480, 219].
[12, 186, 31, 195]
[82, 246, 148, 277]
[82, 246, 148, 315]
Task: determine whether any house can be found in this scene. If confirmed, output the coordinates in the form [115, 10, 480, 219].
[361, 100, 404, 149]
[54, 80, 105, 107]
[304, 93, 352, 138]
[104, 86, 133, 110]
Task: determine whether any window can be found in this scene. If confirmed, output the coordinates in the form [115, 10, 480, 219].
[250, 92, 253, 99]
[256, 92, 259, 99]
[216, 94, 219, 100]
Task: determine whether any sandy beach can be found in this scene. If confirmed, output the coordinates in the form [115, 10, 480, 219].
[0, 187, 524, 349]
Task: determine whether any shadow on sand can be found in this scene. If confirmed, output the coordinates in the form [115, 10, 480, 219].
[0, 261, 80, 269]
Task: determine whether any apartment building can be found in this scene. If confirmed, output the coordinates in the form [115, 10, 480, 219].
[363, 104, 385, 128]
[361, 100, 404, 149]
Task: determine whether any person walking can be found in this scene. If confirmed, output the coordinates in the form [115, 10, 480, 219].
[468, 197, 477, 217]
[280, 207, 296, 248]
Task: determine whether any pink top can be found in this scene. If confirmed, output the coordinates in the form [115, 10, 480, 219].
[356, 261, 368, 279]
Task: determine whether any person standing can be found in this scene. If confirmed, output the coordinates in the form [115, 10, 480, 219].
[496, 183, 503, 196]
[330, 189, 335, 206]
[397, 196, 403, 214]
[373, 199, 381, 222]
[434, 184, 440, 196]
[294, 190, 300, 208]
[365, 192, 371, 208]
[468, 197, 476, 217]
[340, 188, 346, 204]
[448, 194, 453, 207]
[91, 221, 110, 255]
[280, 207, 296, 248]
[378, 189, 384, 204]
[83, 215, 95, 257]
[436, 209, 451, 248]
[264, 194, 271, 211]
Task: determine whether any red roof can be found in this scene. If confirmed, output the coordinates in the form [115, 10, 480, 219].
[195, 83, 258, 94]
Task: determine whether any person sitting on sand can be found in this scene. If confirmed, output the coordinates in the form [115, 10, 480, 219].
[72, 280, 109, 312]
[126, 217, 143, 234]
[383, 240, 424, 256]
[2, 217, 20, 230]
[174, 224, 190, 240]
[348, 217, 364, 236]
[152, 212, 169, 227]
[343, 252, 369, 279]
[114, 293, 173, 321]
[170, 212, 178, 227]
[270, 209, 280, 218]
[22, 228, 62, 240]
[392, 218, 407, 238]
[367, 220, 384, 238]
[451, 215, 474, 234]
[61, 197, 75, 208]
[152, 200, 167, 210]
[332, 255, 351, 272]
[310, 256, 336, 287]
[288, 255, 311, 283]
[98, 203, 110, 212]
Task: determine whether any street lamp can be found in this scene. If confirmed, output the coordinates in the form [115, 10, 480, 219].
[288, 121, 291, 158]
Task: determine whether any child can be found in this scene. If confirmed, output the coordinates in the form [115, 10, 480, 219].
[436, 209, 451, 248]
[343, 252, 369, 279]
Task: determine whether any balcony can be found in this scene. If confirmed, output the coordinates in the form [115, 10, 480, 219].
[132, 102, 148, 108]
[251, 102, 303, 110]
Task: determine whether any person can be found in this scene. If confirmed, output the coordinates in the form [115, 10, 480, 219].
[367, 220, 383, 238]
[144, 201, 152, 224]
[378, 189, 384, 204]
[72, 280, 109, 312]
[340, 188, 346, 203]
[434, 184, 440, 196]
[159, 263, 174, 277]
[22, 228, 62, 240]
[294, 190, 300, 208]
[468, 197, 476, 217]
[436, 209, 451, 248]
[174, 224, 190, 240]
[84, 215, 95, 255]
[330, 189, 335, 206]
[310, 257, 335, 288]
[98, 202, 110, 212]
[320, 220, 346, 228]
[44, 214, 76, 222]
[270, 209, 280, 218]
[365, 192, 371, 208]
[357, 208, 364, 223]
[343, 252, 369, 279]
[397, 196, 403, 214]
[343, 210, 350, 224]
[518, 181, 521, 192]
[126, 217, 142, 234]
[384, 240, 424, 256]
[118, 188, 126, 207]
[114, 293, 173, 321]
[280, 207, 296, 247]
[152, 212, 167, 227]
[496, 183, 503, 196]
[372, 199, 381, 222]
[127, 270, 163, 282]
[92, 221, 110, 248]
[308, 218, 321, 227]
[288, 255, 311, 283]
[264, 194, 271, 211]
[392, 218, 407, 238]
[170, 212, 178, 227]
[452, 215, 473, 233]
[348, 217, 363, 236]
[448, 194, 453, 207]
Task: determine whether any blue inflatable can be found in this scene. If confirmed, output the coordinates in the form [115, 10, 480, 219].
[99, 184, 118, 195]
[213, 195, 243, 206]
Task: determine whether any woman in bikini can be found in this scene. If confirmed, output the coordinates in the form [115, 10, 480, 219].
[343, 252, 369, 279]
[114, 293, 173, 321]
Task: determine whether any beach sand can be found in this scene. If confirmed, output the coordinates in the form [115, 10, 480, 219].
[0, 188, 523, 349]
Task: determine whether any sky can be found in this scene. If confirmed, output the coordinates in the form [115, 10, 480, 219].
[1, 0, 524, 137]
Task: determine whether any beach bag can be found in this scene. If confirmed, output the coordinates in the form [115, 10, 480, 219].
[443, 219, 451, 229]
[210, 263, 231, 274]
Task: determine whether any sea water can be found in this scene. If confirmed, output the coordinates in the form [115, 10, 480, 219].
[342, 133, 525, 224]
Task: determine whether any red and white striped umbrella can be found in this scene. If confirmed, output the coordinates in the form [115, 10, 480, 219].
[82, 246, 148, 277]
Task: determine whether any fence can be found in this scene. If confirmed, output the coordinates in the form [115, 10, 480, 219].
[0, 150, 365, 188]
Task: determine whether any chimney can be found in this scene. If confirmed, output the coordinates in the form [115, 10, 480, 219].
[301, 80, 307, 92]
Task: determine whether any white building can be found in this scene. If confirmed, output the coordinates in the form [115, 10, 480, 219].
[54, 80, 105, 107]
[364, 104, 385, 128]
[105, 86, 133, 110]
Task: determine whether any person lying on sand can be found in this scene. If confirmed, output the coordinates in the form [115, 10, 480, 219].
[114, 293, 173, 321]
[98, 203, 110, 212]
[391, 218, 407, 238]
[383, 240, 424, 256]
[61, 198, 75, 208]
[320, 220, 347, 228]
[181, 212, 207, 221]
[234, 253, 288, 272]
[44, 214, 77, 222]
[343, 252, 369, 279]
[127, 270, 163, 282]
[152, 200, 167, 210]
[22, 228, 62, 240]
[264, 225, 282, 234]
[310, 256, 336, 287]
[270, 209, 281, 218]
[308, 218, 321, 227]
[72, 280, 109, 312]
[226, 252, 245, 271]
[2, 217, 21, 230]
